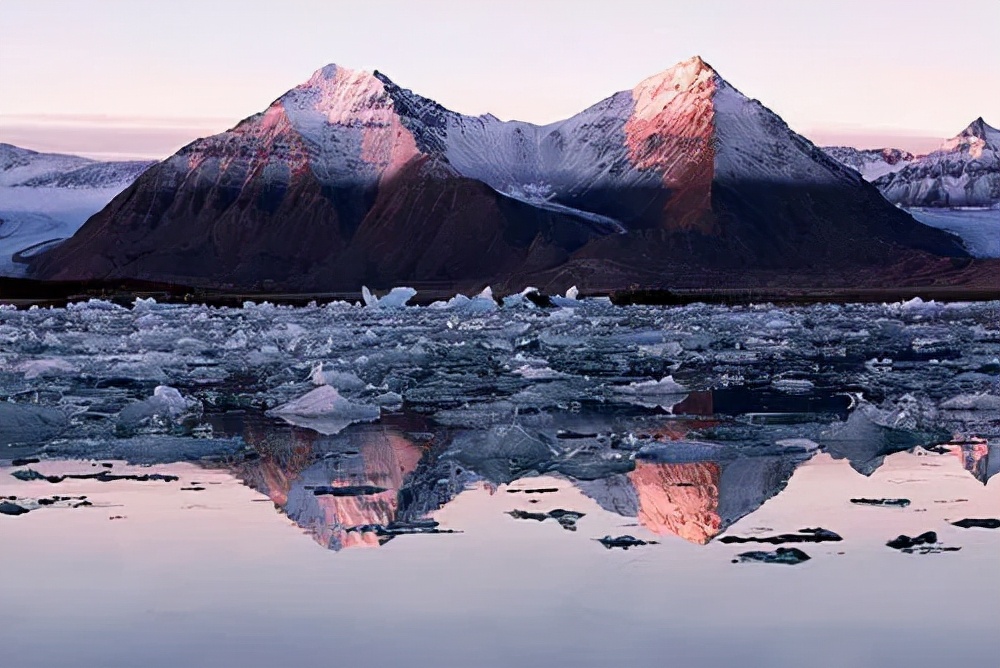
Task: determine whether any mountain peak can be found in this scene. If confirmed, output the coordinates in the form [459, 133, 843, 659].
[307, 63, 361, 81]
[958, 116, 999, 142]
[634, 55, 719, 101]
[938, 116, 1000, 155]
[686, 55, 714, 72]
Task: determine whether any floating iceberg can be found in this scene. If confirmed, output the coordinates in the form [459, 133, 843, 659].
[309, 363, 366, 392]
[613, 376, 688, 409]
[361, 286, 416, 308]
[267, 385, 380, 435]
[117, 385, 202, 437]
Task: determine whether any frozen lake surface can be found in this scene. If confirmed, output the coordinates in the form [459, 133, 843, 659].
[1, 297, 998, 667]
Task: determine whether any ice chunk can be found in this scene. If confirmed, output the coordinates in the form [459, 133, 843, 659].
[613, 376, 688, 409]
[433, 288, 497, 312]
[617, 376, 686, 395]
[551, 285, 584, 308]
[0, 403, 67, 446]
[116, 385, 202, 437]
[14, 358, 78, 380]
[152, 386, 189, 414]
[511, 365, 566, 380]
[268, 385, 380, 435]
[500, 287, 542, 308]
[735, 547, 811, 565]
[361, 286, 416, 308]
[771, 378, 814, 393]
[310, 363, 366, 392]
[42, 435, 245, 465]
[941, 394, 1000, 411]
[360, 286, 377, 307]
[893, 297, 943, 317]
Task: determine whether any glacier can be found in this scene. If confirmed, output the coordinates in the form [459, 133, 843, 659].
[0, 143, 153, 276]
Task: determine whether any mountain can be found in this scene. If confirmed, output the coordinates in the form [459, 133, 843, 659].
[31, 57, 969, 294]
[0, 143, 153, 276]
[822, 146, 915, 181]
[0, 143, 94, 186]
[872, 118, 1000, 208]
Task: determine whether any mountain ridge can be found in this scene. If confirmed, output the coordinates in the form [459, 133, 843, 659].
[825, 118, 1000, 209]
[30, 57, 976, 294]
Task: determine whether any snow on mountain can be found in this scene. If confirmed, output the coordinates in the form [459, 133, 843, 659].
[31, 58, 969, 293]
[0, 143, 153, 276]
[822, 146, 915, 181]
[823, 120, 1000, 258]
[0, 143, 94, 187]
[873, 118, 1000, 208]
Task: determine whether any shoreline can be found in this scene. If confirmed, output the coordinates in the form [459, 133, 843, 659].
[1, 277, 999, 309]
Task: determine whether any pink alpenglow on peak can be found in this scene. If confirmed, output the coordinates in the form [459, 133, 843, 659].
[626, 56, 717, 233]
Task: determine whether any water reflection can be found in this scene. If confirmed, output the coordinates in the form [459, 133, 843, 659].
[206, 404, 996, 552]
[947, 438, 997, 484]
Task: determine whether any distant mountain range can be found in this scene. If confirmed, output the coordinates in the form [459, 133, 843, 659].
[824, 117, 1000, 208]
[6, 59, 998, 295]
[0, 143, 152, 276]
[821, 146, 916, 182]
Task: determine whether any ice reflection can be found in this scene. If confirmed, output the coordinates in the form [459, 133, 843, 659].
[206, 408, 998, 552]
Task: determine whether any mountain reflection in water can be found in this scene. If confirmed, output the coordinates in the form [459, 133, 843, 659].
[211, 403, 995, 551]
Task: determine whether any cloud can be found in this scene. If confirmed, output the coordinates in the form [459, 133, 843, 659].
[0, 115, 235, 160]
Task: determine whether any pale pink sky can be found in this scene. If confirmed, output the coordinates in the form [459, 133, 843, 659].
[1, 0, 997, 159]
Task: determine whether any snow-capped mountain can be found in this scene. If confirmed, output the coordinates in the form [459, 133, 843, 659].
[873, 118, 1000, 208]
[822, 146, 915, 181]
[0, 144, 153, 276]
[32, 58, 968, 293]
[0, 143, 93, 186]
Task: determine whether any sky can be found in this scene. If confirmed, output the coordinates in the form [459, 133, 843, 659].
[1, 0, 998, 159]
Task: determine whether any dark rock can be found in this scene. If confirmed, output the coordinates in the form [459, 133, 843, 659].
[12, 469, 179, 484]
[508, 508, 585, 531]
[11, 469, 47, 481]
[555, 431, 598, 440]
[951, 518, 1000, 530]
[506, 487, 560, 494]
[0, 501, 30, 516]
[598, 534, 656, 550]
[312, 485, 387, 497]
[11, 458, 40, 467]
[524, 291, 556, 308]
[346, 520, 458, 545]
[507, 509, 549, 523]
[547, 509, 585, 531]
[886, 531, 960, 553]
[851, 498, 911, 508]
[720, 527, 842, 545]
[887, 531, 938, 550]
[735, 547, 811, 565]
